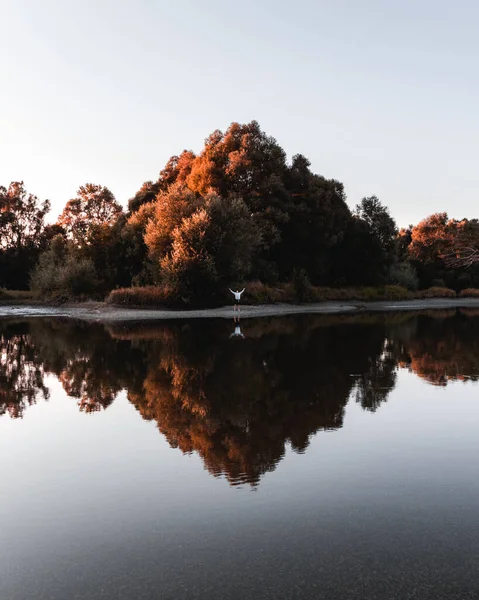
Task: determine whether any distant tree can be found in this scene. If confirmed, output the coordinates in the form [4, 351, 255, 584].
[355, 196, 398, 266]
[0, 181, 51, 289]
[58, 184, 122, 245]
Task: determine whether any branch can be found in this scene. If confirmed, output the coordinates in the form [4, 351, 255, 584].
[441, 246, 479, 268]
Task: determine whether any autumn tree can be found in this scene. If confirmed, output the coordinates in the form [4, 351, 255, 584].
[58, 183, 122, 246]
[127, 180, 160, 213]
[140, 122, 355, 286]
[441, 219, 479, 268]
[128, 150, 196, 213]
[0, 181, 51, 289]
[145, 185, 262, 304]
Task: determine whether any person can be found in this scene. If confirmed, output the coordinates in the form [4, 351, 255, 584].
[229, 287, 245, 311]
[230, 322, 245, 339]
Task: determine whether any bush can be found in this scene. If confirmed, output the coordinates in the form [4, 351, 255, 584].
[31, 238, 99, 299]
[388, 262, 419, 291]
[292, 269, 314, 303]
[237, 281, 294, 304]
[381, 285, 411, 300]
[416, 287, 456, 298]
[459, 288, 479, 298]
[59, 257, 98, 297]
[106, 285, 178, 307]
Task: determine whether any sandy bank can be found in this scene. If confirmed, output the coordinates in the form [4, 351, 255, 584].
[1, 298, 479, 321]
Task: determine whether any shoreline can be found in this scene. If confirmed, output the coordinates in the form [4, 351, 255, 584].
[1, 298, 479, 321]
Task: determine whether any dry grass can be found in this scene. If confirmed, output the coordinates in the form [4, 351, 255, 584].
[106, 283, 462, 308]
[415, 287, 457, 299]
[106, 286, 179, 308]
[458, 288, 479, 298]
[0, 289, 36, 303]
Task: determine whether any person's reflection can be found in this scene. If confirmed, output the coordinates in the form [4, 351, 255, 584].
[230, 316, 245, 339]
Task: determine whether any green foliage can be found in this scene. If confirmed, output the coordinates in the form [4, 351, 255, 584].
[292, 269, 314, 303]
[0, 181, 51, 289]
[30, 236, 99, 299]
[388, 262, 419, 291]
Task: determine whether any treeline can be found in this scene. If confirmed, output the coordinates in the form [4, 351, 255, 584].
[2, 121, 479, 304]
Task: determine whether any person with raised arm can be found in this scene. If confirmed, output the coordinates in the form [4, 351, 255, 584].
[229, 287, 245, 312]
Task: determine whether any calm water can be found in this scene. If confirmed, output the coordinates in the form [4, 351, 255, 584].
[1, 310, 479, 599]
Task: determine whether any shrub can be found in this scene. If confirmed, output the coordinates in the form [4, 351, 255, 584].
[241, 281, 294, 304]
[31, 238, 99, 299]
[381, 285, 411, 300]
[292, 269, 314, 303]
[59, 257, 98, 297]
[416, 287, 456, 298]
[459, 288, 479, 298]
[388, 262, 419, 291]
[106, 285, 178, 307]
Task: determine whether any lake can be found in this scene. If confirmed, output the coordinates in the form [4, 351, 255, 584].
[1, 309, 479, 599]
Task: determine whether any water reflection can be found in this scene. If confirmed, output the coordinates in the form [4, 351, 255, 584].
[1, 309, 478, 485]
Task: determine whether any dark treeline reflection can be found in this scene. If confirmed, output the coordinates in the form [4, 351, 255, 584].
[1, 311, 478, 484]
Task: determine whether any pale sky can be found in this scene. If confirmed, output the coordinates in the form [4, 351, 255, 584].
[1, 0, 478, 226]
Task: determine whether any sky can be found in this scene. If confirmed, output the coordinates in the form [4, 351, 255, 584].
[1, 0, 478, 226]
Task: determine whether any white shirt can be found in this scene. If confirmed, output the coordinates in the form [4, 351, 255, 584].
[230, 289, 245, 301]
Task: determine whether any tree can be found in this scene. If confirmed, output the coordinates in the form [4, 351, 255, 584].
[355, 196, 398, 267]
[144, 183, 202, 264]
[332, 217, 386, 285]
[58, 184, 122, 245]
[127, 150, 196, 213]
[145, 185, 262, 304]
[127, 180, 160, 213]
[409, 213, 453, 264]
[441, 219, 479, 268]
[277, 169, 351, 283]
[30, 235, 99, 298]
[0, 181, 50, 289]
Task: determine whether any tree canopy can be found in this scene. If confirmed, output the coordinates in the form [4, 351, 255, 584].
[4, 120, 479, 301]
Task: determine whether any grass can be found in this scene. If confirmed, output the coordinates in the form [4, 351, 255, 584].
[106, 285, 178, 308]
[105, 283, 468, 308]
[459, 288, 479, 297]
[0, 289, 36, 304]
[5, 283, 478, 309]
[415, 287, 457, 299]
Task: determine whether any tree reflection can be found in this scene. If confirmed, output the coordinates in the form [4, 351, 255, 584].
[0, 321, 49, 418]
[394, 310, 479, 385]
[1, 311, 478, 486]
[123, 316, 395, 485]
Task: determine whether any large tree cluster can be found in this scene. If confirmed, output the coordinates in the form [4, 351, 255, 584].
[2, 120, 479, 300]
